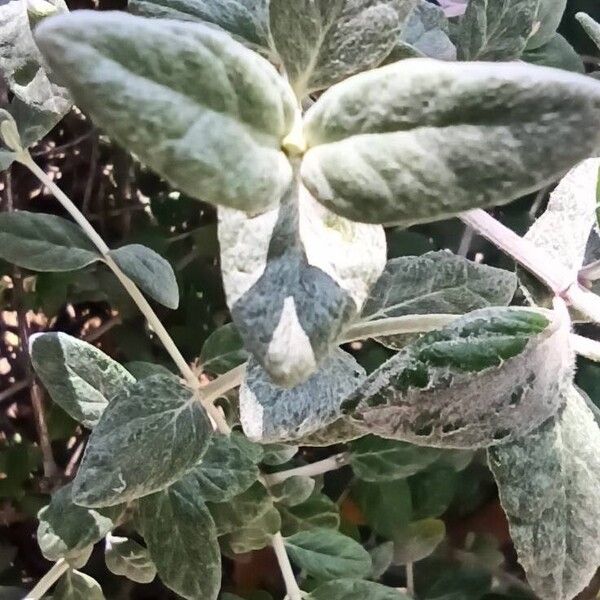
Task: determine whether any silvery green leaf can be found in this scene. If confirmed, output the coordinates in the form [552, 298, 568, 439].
[392, 518, 446, 565]
[199, 323, 248, 375]
[284, 528, 372, 580]
[222, 506, 281, 554]
[307, 579, 411, 600]
[279, 490, 340, 536]
[523, 34, 584, 73]
[30, 332, 135, 428]
[137, 478, 221, 600]
[73, 374, 212, 507]
[240, 349, 366, 443]
[54, 570, 105, 600]
[104, 535, 156, 584]
[296, 416, 366, 447]
[488, 387, 600, 600]
[108, 244, 179, 309]
[35, 11, 296, 214]
[261, 443, 298, 465]
[270, 476, 315, 507]
[269, 0, 415, 97]
[456, 0, 538, 60]
[342, 308, 573, 448]
[128, 0, 270, 50]
[0, 212, 101, 272]
[220, 181, 385, 386]
[369, 541, 394, 579]
[577, 13, 600, 52]
[125, 361, 173, 380]
[361, 251, 517, 321]
[302, 59, 600, 225]
[526, 0, 566, 50]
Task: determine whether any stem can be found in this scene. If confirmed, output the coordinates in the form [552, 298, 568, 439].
[271, 532, 303, 600]
[580, 259, 600, 283]
[201, 363, 246, 405]
[264, 452, 350, 486]
[406, 562, 415, 596]
[571, 334, 600, 363]
[24, 558, 69, 600]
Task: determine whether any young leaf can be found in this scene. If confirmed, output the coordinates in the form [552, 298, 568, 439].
[307, 579, 411, 600]
[35, 11, 296, 214]
[279, 490, 340, 536]
[137, 478, 221, 600]
[410, 466, 458, 519]
[54, 570, 105, 600]
[108, 244, 179, 309]
[105, 535, 157, 584]
[239, 349, 366, 443]
[342, 307, 573, 448]
[577, 12, 600, 52]
[269, 0, 415, 97]
[222, 506, 281, 554]
[0, 212, 101, 272]
[199, 323, 248, 375]
[393, 518, 446, 565]
[73, 374, 212, 507]
[220, 181, 385, 386]
[125, 361, 173, 380]
[523, 34, 584, 73]
[526, 0, 567, 50]
[31, 332, 135, 428]
[261, 443, 298, 466]
[302, 59, 600, 225]
[270, 476, 316, 507]
[284, 528, 372, 580]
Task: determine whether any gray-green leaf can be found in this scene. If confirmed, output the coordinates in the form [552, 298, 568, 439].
[104, 535, 156, 584]
[393, 518, 446, 565]
[523, 34, 584, 73]
[577, 13, 600, 52]
[54, 570, 105, 600]
[199, 323, 248, 375]
[279, 490, 340, 536]
[222, 506, 281, 554]
[73, 374, 212, 507]
[307, 579, 411, 600]
[270, 476, 315, 507]
[526, 0, 566, 50]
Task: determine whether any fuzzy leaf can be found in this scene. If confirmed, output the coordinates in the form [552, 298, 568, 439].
[342, 308, 572, 448]
[31, 332, 135, 428]
[270, 476, 315, 507]
[393, 518, 446, 565]
[54, 570, 105, 600]
[105, 536, 156, 584]
[222, 506, 281, 554]
[279, 490, 340, 536]
[302, 59, 600, 225]
[526, 0, 566, 50]
[73, 374, 212, 507]
[199, 323, 248, 374]
[523, 34, 584, 73]
[577, 13, 600, 52]
[308, 579, 411, 600]
[35, 11, 296, 213]
[261, 444, 298, 466]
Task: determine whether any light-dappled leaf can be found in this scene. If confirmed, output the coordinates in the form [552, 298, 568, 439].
[523, 34, 584, 73]
[269, 0, 415, 96]
[73, 374, 212, 507]
[393, 518, 445, 565]
[488, 387, 600, 600]
[261, 443, 298, 466]
[137, 478, 221, 600]
[219, 181, 385, 386]
[349, 435, 440, 482]
[279, 490, 340, 536]
[35, 11, 296, 214]
[0, 212, 100, 272]
[54, 570, 105, 600]
[302, 59, 600, 225]
[222, 506, 281, 554]
[270, 476, 315, 507]
[105, 535, 156, 584]
[125, 361, 173, 379]
[526, 0, 567, 50]
[284, 528, 372, 580]
[31, 332, 135, 428]
[577, 13, 600, 52]
[307, 578, 411, 600]
[109, 244, 178, 309]
[342, 308, 572, 448]
[240, 349, 366, 443]
[199, 323, 248, 374]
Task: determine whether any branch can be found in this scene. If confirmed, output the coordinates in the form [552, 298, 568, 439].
[571, 334, 600, 363]
[264, 452, 350, 486]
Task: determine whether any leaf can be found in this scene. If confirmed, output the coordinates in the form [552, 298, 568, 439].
[302, 59, 600, 225]
[105, 535, 156, 584]
[219, 180, 385, 386]
[342, 307, 572, 448]
[369, 541, 394, 579]
[269, 0, 415, 97]
[73, 374, 212, 507]
[456, 0, 538, 60]
[279, 490, 340, 536]
[30, 332, 135, 428]
[523, 34, 584, 73]
[54, 570, 105, 600]
[577, 13, 600, 52]
[239, 349, 366, 443]
[488, 387, 600, 600]
[35, 11, 296, 214]
[526, 0, 566, 50]
[307, 578, 411, 600]
[270, 476, 315, 507]
[108, 244, 179, 309]
[125, 361, 173, 380]
[137, 478, 221, 600]
[261, 443, 298, 466]
[199, 323, 248, 375]
[361, 251, 517, 321]
[410, 466, 458, 519]
[0, 212, 100, 272]
[393, 518, 446, 565]
[222, 506, 281, 554]
[284, 528, 372, 580]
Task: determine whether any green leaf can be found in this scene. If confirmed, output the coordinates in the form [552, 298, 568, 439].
[350, 435, 440, 482]
[104, 535, 156, 584]
[393, 518, 445, 565]
[222, 506, 281, 554]
[410, 466, 457, 519]
[0, 212, 100, 272]
[270, 476, 315, 507]
[269, 0, 415, 96]
[125, 361, 173, 379]
[54, 570, 105, 600]
[240, 349, 366, 443]
[302, 59, 600, 225]
[369, 541, 394, 579]
[523, 34, 584, 73]
[526, 0, 566, 50]
[488, 387, 600, 600]
[137, 478, 221, 600]
[200, 323, 248, 375]
[343, 307, 572, 448]
[279, 490, 340, 536]
[261, 443, 298, 466]
[35, 11, 296, 214]
[307, 578, 411, 600]
[577, 12, 600, 52]
[73, 374, 212, 507]
[31, 332, 135, 428]
[284, 528, 372, 581]
[108, 244, 179, 309]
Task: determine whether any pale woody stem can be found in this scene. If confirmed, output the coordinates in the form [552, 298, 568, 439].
[271, 532, 303, 600]
[24, 558, 69, 600]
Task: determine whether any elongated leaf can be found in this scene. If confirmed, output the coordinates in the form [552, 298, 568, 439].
[220, 181, 385, 386]
[35, 11, 296, 214]
[308, 579, 411, 600]
[302, 59, 600, 225]
[73, 374, 212, 507]
[109, 244, 178, 309]
[577, 13, 600, 52]
[488, 387, 600, 600]
[31, 332, 135, 428]
[137, 478, 221, 600]
[523, 34, 584, 73]
[105, 536, 156, 584]
[526, 0, 566, 50]
[240, 349, 366, 442]
[342, 308, 573, 448]
[54, 570, 105, 600]
[0, 212, 100, 272]
[284, 528, 372, 580]
[199, 323, 248, 374]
